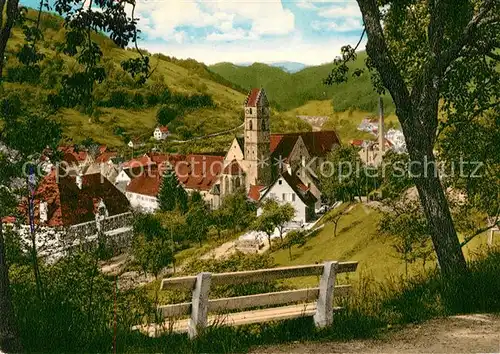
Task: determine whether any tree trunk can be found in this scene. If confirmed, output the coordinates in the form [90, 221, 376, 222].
[0, 0, 20, 81]
[0, 220, 22, 352]
[401, 108, 468, 277]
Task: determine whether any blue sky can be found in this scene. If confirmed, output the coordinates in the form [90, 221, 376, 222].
[22, 0, 366, 65]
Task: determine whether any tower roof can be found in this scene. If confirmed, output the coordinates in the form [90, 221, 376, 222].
[245, 88, 267, 107]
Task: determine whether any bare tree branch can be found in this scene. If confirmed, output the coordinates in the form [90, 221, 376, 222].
[460, 209, 500, 248]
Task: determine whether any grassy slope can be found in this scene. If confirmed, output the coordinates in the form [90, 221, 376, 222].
[281, 99, 400, 144]
[210, 52, 396, 113]
[272, 204, 496, 288]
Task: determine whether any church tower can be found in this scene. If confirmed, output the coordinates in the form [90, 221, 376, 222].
[244, 88, 271, 187]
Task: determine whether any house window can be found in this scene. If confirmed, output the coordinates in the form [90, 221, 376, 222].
[282, 193, 286, 201]
[292, 194, 296, 202]
[278, 179, 282, 185]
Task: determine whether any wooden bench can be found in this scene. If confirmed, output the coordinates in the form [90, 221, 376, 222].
[154, 261, 358, 339]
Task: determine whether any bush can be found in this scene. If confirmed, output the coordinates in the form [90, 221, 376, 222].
[156, 105, 179, 126]
[105, 89, 133, 108]
[132, 92, 145, 107]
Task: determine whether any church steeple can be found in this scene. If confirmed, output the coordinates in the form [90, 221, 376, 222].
[244, 88, 271, 186]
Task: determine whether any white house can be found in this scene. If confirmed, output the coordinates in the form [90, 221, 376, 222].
[125, 171, 161, 213]
[358, 117, 379, 134]
[257, 171, 318, 224]
[153, 126, 170, 141]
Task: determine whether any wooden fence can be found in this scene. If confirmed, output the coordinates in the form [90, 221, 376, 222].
[157, 261, 358, 339]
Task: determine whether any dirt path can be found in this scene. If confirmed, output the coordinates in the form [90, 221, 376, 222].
[252, 314, 500, 353]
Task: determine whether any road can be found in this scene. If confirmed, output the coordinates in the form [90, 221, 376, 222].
[252, 314, 500, 353]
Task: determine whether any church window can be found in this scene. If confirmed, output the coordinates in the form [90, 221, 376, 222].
[249, 108, 253, 114]
[249, 120, 253, 130]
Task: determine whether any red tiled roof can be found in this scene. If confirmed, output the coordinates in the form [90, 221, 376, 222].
[177, 155, 224, 191]
[351, 139, 364, 147]
[9, 169, 130, 227]
[245, 88, 261, 107]
[270, 131, 341, 159]
[95, 152, 117, 163]
[58, 145, 88, 163]
[158, 126, 169, 133]
[126, 169, 162, 197]
[127, 154, 225, 195]
[223, 160, 244, 175]
[248, 185, 265, 202]
[122, 155, 155, 169]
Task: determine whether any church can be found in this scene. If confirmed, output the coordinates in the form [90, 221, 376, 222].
[216, 88, 341, 221]
[122, 88, 341, 223]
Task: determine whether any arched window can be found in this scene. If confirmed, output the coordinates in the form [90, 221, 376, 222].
[248, 120, 253, 130]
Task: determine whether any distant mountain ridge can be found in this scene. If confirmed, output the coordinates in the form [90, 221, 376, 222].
[233, 61, 308, 73]
[209, 53, 395, 113]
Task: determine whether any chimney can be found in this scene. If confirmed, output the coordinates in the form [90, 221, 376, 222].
[378, 96, 385, 156]
[40, 201, 48, 223]
[76, 173, 83, 189]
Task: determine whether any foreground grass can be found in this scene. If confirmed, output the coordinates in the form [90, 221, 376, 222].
[120, 248, 500, 353]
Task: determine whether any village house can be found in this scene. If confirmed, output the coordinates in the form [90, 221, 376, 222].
[119, 88, 341, 217]
[153, 126, 170, 140]
[123, 154, 224, 212]
[4, 168, 133, 262]
[254, 170, 319, 224]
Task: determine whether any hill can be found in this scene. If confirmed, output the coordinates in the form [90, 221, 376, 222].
[272, 204, 495, 288]
[2, 11, 309, 149]
[280, 100, 399, 144]
[210, 52, 395, 113]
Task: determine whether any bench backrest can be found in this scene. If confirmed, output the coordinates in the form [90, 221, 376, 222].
[159, 261, 358, 338]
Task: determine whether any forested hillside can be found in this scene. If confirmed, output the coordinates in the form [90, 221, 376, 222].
[210, 52, 395, 113]
[3, 11, 309, 147]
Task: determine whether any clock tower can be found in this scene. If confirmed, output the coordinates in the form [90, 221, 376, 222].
[244, 88, 271, 187]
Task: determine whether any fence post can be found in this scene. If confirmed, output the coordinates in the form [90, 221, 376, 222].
[188, 272, 212, 339]
[313, 261, 338, 328]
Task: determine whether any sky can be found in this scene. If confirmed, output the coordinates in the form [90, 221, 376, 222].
[22, 0, 366, 66]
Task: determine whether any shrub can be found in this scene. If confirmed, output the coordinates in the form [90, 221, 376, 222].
[156, 105, 179, 126]
[106, 89, 133, 108]
[132, 92, 145, 107]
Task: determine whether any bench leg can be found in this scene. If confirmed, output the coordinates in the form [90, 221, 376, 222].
[188, 272, 212, 339]
[314, 261, 338, 328]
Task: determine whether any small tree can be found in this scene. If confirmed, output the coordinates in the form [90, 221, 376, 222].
[220, 190, 256, 231]
[158, 169, 188, 214]
[187, 193, 211, 247]
[320, 146, 367, 203]
[379, 199, 434, 276]
[253, 199, 295, 248]
[132, 214, 173, 278]
[158, 211, 187, 274]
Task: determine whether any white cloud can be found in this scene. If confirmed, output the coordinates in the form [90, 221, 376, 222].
[317, 2, 361, 18]
[206, 28, 258, 42]
[311, 17, 363, 32]
[296, 1, 317, 10]
[132, 0, 295, 42]
[144, 34, 365, 66]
